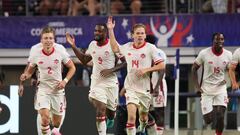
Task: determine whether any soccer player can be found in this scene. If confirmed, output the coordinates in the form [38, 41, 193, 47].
[66, 23, 120, 135]
[107, 16, 165, 135]
[20, 26, 76, 135]
[228, 46, 240, 131]
[18, 43, 67, 135]
[192, 33, 232, 135]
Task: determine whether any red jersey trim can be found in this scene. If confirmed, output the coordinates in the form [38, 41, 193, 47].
[154, 59, 164, 64]
[211, 47, 223, 56]
[133, 41, 146, 49]
[42, 47, 55, 56]
[97, 39, 109, 47]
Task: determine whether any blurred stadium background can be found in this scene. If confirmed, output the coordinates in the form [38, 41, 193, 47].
[1, 0, 240, 134]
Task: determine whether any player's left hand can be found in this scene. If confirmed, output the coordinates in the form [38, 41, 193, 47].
[18, 84, 24, 97]
[135, 69, 147, 78]
[100, 69, 113, 77]
[56, 81, 66, 90]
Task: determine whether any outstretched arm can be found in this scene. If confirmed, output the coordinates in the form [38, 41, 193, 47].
[107, 16, 120, 53]
[191, 63, 203, 93]
[66, 32, 92, 65]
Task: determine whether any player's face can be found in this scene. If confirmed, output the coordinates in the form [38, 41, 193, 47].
[41, 32, 55, 50]
[94, 25, 106, 42]
[213, 34, 224, 51]
[132, 27, 146, 45]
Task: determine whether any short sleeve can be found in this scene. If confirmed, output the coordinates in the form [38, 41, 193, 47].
[194, 50, 204, 65]
[151, 45, 164, 64]
[231, 49, 240, 65]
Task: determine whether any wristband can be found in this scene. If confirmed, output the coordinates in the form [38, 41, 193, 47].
[63, 78, 69, 83]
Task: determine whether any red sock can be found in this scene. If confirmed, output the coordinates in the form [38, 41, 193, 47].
[216, 130, 222, 135]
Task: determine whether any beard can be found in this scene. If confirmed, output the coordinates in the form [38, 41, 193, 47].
[94, 35, 101, 41]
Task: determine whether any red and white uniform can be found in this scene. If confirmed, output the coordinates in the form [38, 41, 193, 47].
[151, 48, 167, 108]
[28, 44, 70, 115]
[86, 39, 119, 111]
[194, 47, 232, 114]
[119, 42, 164, 112]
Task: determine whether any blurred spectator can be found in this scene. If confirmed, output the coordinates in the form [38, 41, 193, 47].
[110, 0, 125, 15]
[87, 0, 101, 16]
[202, 0, 213, 13]
[235, 0, 240, 13]
[70, 0, 88, 16]
[211, 0, 228, 13]
[55, 0, 69, 15]
[38, 0, 70, 16]
[130, 0, 142, 14]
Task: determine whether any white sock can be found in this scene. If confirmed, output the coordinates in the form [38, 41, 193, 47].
[37, 114, 42, 135]
[41, 125, 51, 135]
[126, 123, 136, 135]
[147, 124, 157, 135]
[96, 116, 107, 135]
[156, 126, 164, 135]
[139, 119, 148, 131]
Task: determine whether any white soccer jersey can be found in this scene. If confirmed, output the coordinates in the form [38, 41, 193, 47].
[194, 47, 232, 95]
[151, 48, 167, 89]
[119, 42, 164, 93]
[85, 39, 118, 87]
[29, 46, 71, 94]
[231, 48, 240, 66]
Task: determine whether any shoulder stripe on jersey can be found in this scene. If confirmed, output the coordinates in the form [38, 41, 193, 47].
[154, 59, 164, 64]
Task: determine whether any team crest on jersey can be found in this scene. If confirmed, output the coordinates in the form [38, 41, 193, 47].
[128, 52, 131, 56]
[208, 61, 213, 64]
[141, 53, 146, 58]
[38, 61, 43, 64]
[54, 59, 59, 64]
[93, 51, 96, 54]
[105, 51, 109, 56]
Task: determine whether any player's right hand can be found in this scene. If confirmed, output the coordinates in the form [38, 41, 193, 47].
[66, 32, 76, 47]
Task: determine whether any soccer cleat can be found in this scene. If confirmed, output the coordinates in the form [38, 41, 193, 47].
[106, 119, 114, 128]
[51, 128, 62, 135]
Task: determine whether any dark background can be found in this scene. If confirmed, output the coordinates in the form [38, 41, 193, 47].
[0, 86, 98, 135]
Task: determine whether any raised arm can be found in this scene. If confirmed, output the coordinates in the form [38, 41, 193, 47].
[229, 63, 239, 90]
[191, 63, 203, 93]
[66, 32, 92, 65]
[107, 16, 120, 53]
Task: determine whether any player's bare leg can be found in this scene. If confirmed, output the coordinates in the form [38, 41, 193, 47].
[90, 98, 107, 135]
[126, 103, 137, 135]
[39, 109, 51, 135]
[51, 113, 63, 135]
[213, 106, 226, 135]
[37, 110, 65, 135]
